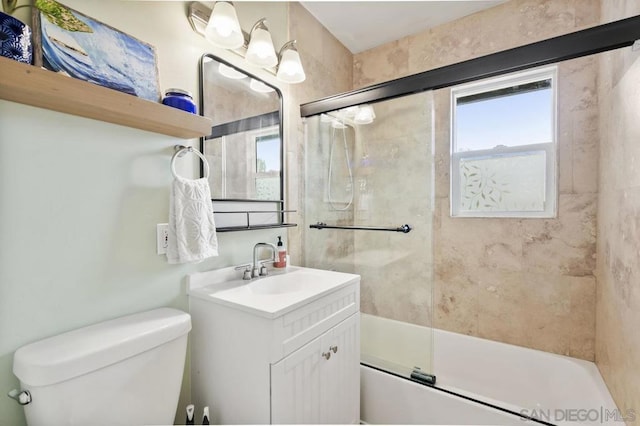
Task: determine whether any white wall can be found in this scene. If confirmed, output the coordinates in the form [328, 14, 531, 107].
[0, 2, 288, 424]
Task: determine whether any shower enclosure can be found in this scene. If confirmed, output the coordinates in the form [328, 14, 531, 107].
[302, 91, 436, 382]
[298, 16, 640, 424]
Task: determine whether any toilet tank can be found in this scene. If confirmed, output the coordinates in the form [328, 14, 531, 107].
[13, 308, 191, 426]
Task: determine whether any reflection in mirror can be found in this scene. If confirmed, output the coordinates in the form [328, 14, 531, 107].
[200, 54, 282, 202]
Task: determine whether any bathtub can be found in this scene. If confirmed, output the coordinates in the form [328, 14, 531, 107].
[360, 313, 625, 425]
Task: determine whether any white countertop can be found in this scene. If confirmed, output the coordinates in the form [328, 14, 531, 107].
[188, 266, 360, 319]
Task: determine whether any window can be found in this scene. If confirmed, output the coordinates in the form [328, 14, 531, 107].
[450, 67, 557, 218]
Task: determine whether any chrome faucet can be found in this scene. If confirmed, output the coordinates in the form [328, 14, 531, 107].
[252, 242, 277, 278]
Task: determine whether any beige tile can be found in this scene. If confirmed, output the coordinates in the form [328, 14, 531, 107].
[557, 109, 574, 194]
[596, 6, 640, 417]
[558, 56, 598, 113]
[433, 262, 479, 336]
[434, 131, 451, 199]
[523, 273, 595, 360]
[353, 38, 410, 88]
[595, 276, 640, 418]
[476, 271, 594, 360]
[521, 193, 597, 277]
[476, 271, 532, 347]
[438, 212, 523, 274]
[516, 0, 577, 40]
[289, 3, 324, 68]
[571, 107, 599, 191]
[573, 0, 600, 28]
[360, 260, 433, 327]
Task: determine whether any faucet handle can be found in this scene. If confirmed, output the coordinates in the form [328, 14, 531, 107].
[235, 264, 253, 280]
[242, 267, 252, 280]
[259, 264, 268, 276]
[234, 263, 251, 271]
[252, 266, 260, 278]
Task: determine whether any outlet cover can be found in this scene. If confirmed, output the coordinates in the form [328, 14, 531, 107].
[156, 223, 169, 255]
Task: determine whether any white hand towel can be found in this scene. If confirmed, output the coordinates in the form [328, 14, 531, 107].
[167, 176, 218, 264]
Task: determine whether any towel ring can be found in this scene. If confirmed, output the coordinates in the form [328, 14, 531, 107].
[171, 145, 210, 179]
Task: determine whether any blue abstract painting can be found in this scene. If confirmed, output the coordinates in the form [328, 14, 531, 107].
[37, 2, 160, 102]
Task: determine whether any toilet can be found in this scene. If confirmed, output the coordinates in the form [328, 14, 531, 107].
[12, 308, 191, 425]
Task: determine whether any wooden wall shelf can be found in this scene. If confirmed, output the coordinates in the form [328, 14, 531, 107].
[0, 56, 212, 139]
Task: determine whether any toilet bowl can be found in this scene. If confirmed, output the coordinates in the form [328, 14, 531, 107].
[12, 307, 191, 425]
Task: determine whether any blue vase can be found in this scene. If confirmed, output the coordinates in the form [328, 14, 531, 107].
[0, 11, 32, 64]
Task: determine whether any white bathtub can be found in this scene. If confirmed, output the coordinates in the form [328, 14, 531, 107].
[360, 313, 624, 426]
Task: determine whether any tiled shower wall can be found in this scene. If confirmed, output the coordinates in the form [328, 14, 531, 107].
[354, 93, 435, 328]
[429, 57, 599, 360]
[351, 0, 601, 360]
[291, 0, 640, 417]
[285, 3, 354, 266]
[596, 0, 640, 417]
[290, 0, 639, 416]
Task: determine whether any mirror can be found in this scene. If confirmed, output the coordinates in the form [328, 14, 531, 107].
[199, 54, 283, 202]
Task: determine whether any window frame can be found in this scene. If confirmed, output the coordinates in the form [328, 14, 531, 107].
[450, 66, 558, 218]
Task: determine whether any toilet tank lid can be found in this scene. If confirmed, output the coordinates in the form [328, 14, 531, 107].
[13, 308, 191, 387]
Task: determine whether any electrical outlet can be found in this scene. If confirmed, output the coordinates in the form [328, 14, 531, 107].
[156, 223, 169, 255]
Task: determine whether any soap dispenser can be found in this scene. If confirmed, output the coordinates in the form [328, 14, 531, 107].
[274, 236, 287, 268]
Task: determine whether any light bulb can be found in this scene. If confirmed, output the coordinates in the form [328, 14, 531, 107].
[277, 42, 306, 84]
[212, 17, 233, 37]
[246, 22, 277, 68]
[280, 50, 303, 75]
[204, 2, 244, 49]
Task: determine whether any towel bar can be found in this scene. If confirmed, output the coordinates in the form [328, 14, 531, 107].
[310, 222, 412, 233]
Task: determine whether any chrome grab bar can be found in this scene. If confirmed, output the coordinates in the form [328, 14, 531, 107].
[310, 222, 412, 233]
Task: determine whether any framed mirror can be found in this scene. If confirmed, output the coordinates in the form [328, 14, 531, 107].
[200, 54, 292, 231]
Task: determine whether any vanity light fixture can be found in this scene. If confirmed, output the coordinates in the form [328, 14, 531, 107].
[204, 1, 244, 49]
[276, 40, 306, 84]
[246, 18, 278, 68]
[188, 2, 306, 84]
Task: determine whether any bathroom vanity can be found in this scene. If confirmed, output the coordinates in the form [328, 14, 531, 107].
[188, 266, 360, 424]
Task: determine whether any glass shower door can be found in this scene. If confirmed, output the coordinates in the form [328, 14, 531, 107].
[302, 91, 436, 382]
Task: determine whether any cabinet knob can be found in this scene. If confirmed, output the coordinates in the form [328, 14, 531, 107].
[330, 345, 338, 354]
[321, 351, 331, 360]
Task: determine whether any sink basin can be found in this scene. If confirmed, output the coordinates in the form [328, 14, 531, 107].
[188, 266, 360, 318]
[248, 274, 304, 295]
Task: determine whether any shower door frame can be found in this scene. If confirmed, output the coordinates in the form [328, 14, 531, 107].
[300, 14, 640, 117]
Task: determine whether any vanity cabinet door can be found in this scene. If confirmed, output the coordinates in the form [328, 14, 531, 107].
[270, 313, 360, 424]
[322, 313, 360, 424]
[271, 332, 324, 424]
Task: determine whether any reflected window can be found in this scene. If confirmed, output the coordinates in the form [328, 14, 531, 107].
[255, 132, 281, 200]
[450, 67, 557, 217]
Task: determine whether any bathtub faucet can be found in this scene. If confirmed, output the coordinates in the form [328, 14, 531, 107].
[252, 242, 277, 278]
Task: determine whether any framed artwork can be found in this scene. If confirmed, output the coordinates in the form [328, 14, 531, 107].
[32, 0, 161, 102]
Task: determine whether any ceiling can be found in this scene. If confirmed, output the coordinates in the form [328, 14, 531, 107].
[300, 1, 507, 54]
